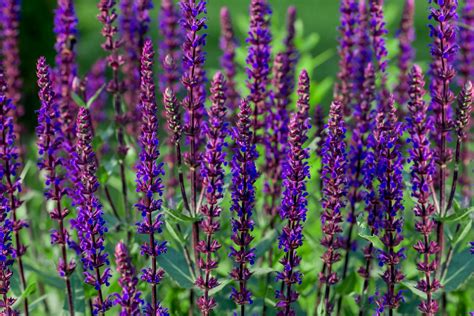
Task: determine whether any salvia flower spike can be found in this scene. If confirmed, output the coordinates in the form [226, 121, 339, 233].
[159, 0, 182, 94]
[335, 0, 358, 115]
[373, 96, 405, 315]
[71, 107, 112, 315]
[114, 241, 143, 316]
[428, 0, 458, 270]
[395, 0, 415, 107]
[0, 66, 19, 316]
[246, 0, 272, 144]
[195, 72, 228, 315]
[36, 57, 76, 315]
[0, 0, 23, 136]
[319, 100, 347, 315]
[283, 6, 298, 98]
[219, 7, 240, 113]
[229, 98, 258, 312]
[275, 70, 311, 316]
[406, 65, 440, 316]
[353, 0, 372, 99]
[135, 39, 168, 316]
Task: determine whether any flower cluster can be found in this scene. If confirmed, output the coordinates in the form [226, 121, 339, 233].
[0, 0, 22, 124]
[319, 100, 347, 315]
[373, 98, 405, 315]
[335, 0, 357, 114]
[275, 70, 311, 316]
[195, 72, 228, 315]
[352, 0, 372, 99]
[406, 65, 440, 315]
[246, 0, 272, 143]
[35, 57, 76, 313]
[395, 0, 415, 106]
[219, 7, 239, 113]
[71, 107, 112, 314]
[159, 0, 182, 94]
[229, 98, 258, 310]
[135, 39, 168, 316]
[114, 241, 143, 316]
[0, 66, 19, 316]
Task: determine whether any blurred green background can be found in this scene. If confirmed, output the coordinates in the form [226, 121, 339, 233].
[19, 0, 433, 128]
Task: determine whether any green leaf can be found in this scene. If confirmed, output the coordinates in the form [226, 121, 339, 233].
[254, 230, 278, 258]
[442, 249, 474, 292]
[335, 271, 361, 295]
[437, 205, 474, 223]
[12, 282, 36, 308]
[452, 219, 472, 246]
[97, 165, 109, 185]
[251, 267, 275, 276]
[358, 233, 385, 251]
[68, 273, 86, 316]
[208, 279, 232, 296]
[401, 281, 427, 300]
[71, 92, 87, 108]
[86, 84, 106, 108]
[163, 205, 200, 223]
[157, 247, 195, 289]
[165, 220, 186, 245]
[24, 263, 64, 289]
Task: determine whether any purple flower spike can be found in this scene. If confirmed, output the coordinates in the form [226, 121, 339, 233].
[455, 81, 472, 139]
[36, 57, 76, 313]
[120, 0, 140, 111]
[246, 0, 272, 144]
[229, 98, 258, 311]
[428, 0, 458, 266]
[195, 72, 228, 315]
[136, 0, 152, 49]
[284, 6, 298, 97]
[159, 0, 182, 94]
[336, 0, 358, 115]
[373, 97, 405, 315]
[319, 100, 347, 315]
[135, 39, 168, 316]
[54, 0, 78, 138]
[0, 0, 23, 133]
[275, 71, 311, 316]
[71, 107, 112, 315]
[395, 0, 415, 107]
[263, 53, 292, 218]
[368, 0, 390, 111]
[0, 66, 19, 316]
[353, 0, 372, 99]
[114, 241, 143, 316]
[406, 65, 440, 316]
[220, 7, 240, 114]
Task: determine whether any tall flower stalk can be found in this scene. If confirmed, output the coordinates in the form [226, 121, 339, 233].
[135, 39, 168, 315]
[97, 0, 130, 233]
[428, 0, 458, 274]
[275, 70, 310, 316]
[246, 0, 272, 144]
[114, 241, 143, 315]
[395, 0, 415, 107]
[283, 6, 298, 100]
[195, 72, 227, 315]
[229, 98, 258, 314]
[263, 53, 292, 221]
[0, 0, 23, 140]
[71, 107, 112, 315]
[36, 57, 75, 316]
[335, 63, 375, 316]
[373, 97, 405, 316]
[159, 0, 182, 202]
[159, 0, 182, 94]
[319, 100, 347, 315]
[353, 0, 372, 99]
[406, 65, 441, 316]
[179, 0, 208, 264]
[0, 67, 20, 316]
[219, 7, 239, 114]
[335, 0, 357, 115]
